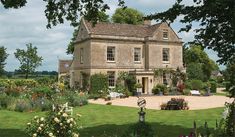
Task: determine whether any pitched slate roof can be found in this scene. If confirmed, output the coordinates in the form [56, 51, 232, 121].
[84, 20, 161, 38]
[58, 60, 72, 74]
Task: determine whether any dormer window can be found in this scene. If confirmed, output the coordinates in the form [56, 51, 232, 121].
[163, 29, 168, 40]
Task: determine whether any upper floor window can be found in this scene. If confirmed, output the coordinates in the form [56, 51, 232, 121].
[107, 71, 115, 87]
[134, 48, 141, 62]
[80, 48, 84, 64]
[107, 47, 115, 61]
[162, 48, 170, 62]
[163, 30, 168, 39]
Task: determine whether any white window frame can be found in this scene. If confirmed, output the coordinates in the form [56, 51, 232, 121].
[134, 48, 141, 63]
[163, 30, 169, 40]
[107, 47, 115, 62]
[162, 48, 170, 62]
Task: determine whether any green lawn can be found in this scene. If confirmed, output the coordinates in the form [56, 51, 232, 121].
[0, 104, 224, 137]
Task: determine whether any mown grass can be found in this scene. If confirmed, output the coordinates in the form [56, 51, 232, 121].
[0, 104, 224, 137]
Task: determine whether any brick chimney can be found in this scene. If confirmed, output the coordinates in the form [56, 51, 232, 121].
[144, 20, 151, 26]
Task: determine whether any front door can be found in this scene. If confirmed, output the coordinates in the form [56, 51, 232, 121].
[142, 77, 148, 94]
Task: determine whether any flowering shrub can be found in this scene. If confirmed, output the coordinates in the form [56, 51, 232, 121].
[26, 107, 80, 137]
[160, 98, 189, 110]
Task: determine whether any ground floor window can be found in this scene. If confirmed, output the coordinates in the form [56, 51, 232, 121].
[107, 71, 115, 87]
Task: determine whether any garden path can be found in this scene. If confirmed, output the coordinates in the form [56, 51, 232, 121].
[89, 95, 233, 110]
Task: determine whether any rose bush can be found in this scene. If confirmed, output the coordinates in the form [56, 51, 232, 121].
[26, 106, 80, 137]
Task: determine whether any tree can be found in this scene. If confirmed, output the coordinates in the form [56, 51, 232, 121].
[66, 11, 109, 54]
[184, 45, 219, 81]
[147, 0, 235, 65]
[14, 43, 43, 79]
[186, 63, 204, 81]
[0, 46, 8, 76]
[1, 0, 125, 28]
[112, 8, 144, 25]
[224, 62, 235, 97]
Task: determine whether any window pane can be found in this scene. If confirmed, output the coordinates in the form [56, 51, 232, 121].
[134, 48, 141, 62]
[107, 47, 115, 61]
[162, 48, 169, 61]
[163, 29, 168, 39]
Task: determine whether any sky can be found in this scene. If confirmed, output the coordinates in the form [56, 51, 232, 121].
[0, 0, 224, 72]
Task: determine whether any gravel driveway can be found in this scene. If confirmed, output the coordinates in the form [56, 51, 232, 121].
[89, 95, 234, 110]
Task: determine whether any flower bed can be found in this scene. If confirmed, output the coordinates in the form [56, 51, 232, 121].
[160, 98, 189, 110]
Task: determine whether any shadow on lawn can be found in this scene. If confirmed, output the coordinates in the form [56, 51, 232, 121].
[79, 122, 193, 137]
[0, 129, 27, 137]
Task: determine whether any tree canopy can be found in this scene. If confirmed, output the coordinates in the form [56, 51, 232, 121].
[111, 8, 144, 25]
[184, 45, 219, 81]
[1, 0, 125, 28]
[0, 46, 8, 76]
[147, 0, 235, 65]
[14, 43, 43, 79]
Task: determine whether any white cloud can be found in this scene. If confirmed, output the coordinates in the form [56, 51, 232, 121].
[1, 0, 73, 71]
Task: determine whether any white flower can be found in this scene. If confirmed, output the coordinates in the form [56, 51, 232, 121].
[54, 117, 60, 123]
[40, 124, 44, 127]
[70, 118, 74, 122]
[222, 107, 229, 119]
[34, 116, 38, 119]
[38, 127, 42, 131]
[48, 133, 53, 137]
[27, 122, 31, 126]
[67, 119, 71, 123]
[70, 124, 73, 127]
[73, 133, 79, 137]
[60, 123, 63, 126]
[40, 117, 44, 121]
[62, 113, 68, 117]
[76, 113, 82, 117]
[33, 133, 37, 137]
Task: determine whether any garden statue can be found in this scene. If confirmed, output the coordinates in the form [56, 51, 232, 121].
[137, 97, 146, 122]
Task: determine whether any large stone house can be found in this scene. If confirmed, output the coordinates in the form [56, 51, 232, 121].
[70, 18, 184, 94]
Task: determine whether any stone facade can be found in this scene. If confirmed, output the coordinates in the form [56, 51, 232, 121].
[70, 19, 184, 94]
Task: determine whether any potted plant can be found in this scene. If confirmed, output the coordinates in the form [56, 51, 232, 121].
[134, 83, 143, 96]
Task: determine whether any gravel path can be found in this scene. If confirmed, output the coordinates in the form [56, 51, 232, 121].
[89, 95, 234, 110]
